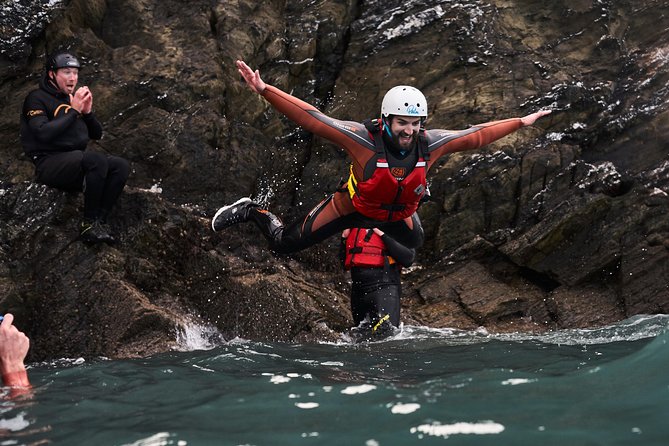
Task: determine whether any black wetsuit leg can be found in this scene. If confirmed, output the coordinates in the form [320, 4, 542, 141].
[99, 155, 130, 219]
[247, 195, 424, 254]
[35, 150, 86, 192]
[35, 151, 129, 221]
[350, 267, 402, 327]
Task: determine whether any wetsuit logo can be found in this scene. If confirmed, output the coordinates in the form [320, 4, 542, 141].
[54, 104, 72, 116]
[334, 122, 356, 132]
[27, 110, 44, 118]
[390, 167, 406, 179]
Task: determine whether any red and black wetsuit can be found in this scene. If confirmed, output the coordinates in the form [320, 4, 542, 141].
[341, 228, 415, 328]
[248, 84, 525, 253]
[20, 73, 129, 222]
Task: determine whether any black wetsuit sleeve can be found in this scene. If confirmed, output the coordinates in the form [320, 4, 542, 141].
[381, 234, 415, 268]
[81, 113, 103, 140]
[27, 112, 80, 145]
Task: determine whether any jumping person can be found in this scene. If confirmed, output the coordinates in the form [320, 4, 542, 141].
[20, 51, 130, 244]
[341, 227, 415, 337]
[211, 59, 551, 253]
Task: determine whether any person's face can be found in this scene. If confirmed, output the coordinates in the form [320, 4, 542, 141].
[389, 115, 421, 150]
[50, 67, 79, 95]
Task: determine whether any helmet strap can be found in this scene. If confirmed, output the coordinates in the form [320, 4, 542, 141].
[382, 116, 393, 138]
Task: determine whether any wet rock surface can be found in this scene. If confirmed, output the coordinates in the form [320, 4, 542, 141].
[1, 0, 668, 359]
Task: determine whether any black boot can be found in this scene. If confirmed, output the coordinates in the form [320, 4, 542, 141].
[211, 198, 259, 231]
[79, 219, 116, 245]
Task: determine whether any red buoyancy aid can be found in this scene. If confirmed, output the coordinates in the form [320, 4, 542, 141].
[347, 119, 429, 221]
[344, 228, 395, 269]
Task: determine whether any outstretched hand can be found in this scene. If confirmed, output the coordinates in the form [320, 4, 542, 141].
[0, 313, 30, 387]
[236, 60, 266, 94]
[520, 109, 552, 126]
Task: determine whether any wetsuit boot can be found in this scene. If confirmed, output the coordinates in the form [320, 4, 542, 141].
[370, 314, 394, 338]
[97, 210, 118, 245]
[79, 219, 115, 244]
[211, 198, 259, 231]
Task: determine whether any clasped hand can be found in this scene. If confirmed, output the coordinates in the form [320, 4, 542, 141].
[70, 86, 93, 114]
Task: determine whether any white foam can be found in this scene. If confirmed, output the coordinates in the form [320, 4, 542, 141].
[0, 412, 30, 431]
[120, 432, 177, 446]
[501, 378, 536, 386]
[341, 384, 377, 395]
[320, 361, 344, 366]
[391, 403, 421, 414]
[411, 421, 505, 438]
[174, 321, 223, 351]
[295, 402, 319, 409]
[270, 375, 291, 384]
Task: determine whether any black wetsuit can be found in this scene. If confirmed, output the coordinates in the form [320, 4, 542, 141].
[340, 229, 416, 327]
[20, 73, 129, 221]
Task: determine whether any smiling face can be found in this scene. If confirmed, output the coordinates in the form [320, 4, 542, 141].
[50, 67, 79, 95]
[388, 115, 422, 150]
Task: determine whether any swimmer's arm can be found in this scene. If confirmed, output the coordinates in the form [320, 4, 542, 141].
[374, 229, 416, 267]
[0, 315, 30, 388]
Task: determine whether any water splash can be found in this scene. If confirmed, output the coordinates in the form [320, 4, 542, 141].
[326, 314, 669, 349]
[174, 320, 225, 351]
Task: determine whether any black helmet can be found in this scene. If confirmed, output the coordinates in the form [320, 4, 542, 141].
[46, 51, 81, 72]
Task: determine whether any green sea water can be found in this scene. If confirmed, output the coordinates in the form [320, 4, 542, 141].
[2, 315, 668, 445]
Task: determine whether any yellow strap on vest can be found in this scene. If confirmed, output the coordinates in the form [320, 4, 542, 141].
[346, 164, 358, 199]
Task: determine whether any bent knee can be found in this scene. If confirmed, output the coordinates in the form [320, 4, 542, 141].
[110, 156, 130, 180]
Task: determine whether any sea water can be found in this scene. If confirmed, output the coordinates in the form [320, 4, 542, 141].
[2, 314, 668, 446]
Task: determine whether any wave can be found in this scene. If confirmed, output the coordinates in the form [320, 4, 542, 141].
[366, 313, 669, 346]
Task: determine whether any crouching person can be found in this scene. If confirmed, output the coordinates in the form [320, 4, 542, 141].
[20, 50, 129, 244]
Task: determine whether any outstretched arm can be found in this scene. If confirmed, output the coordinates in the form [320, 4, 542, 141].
[0, 314, 30, 388]
[426, 109, 553, 164]
[236, 60, 266, 94]
[234, 60, 372, 157]
[520, 109, 552, 126]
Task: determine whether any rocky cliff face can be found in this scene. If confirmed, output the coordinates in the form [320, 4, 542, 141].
[1, 0, 668, 360]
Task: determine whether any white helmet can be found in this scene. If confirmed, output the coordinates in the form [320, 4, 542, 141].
[381, 86, 428, 118]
